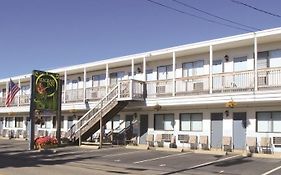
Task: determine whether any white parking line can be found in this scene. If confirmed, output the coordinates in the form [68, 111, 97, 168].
[103, 150, 144, 157]
[188, 155, 241, 169]
[134, 152, 191, 164]
[261, 165, 281, 175]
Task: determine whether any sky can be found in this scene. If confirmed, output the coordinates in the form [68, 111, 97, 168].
[1, 0, 281, 79]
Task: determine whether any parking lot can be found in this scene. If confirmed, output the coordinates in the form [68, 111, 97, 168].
[0, 139, 281, 175]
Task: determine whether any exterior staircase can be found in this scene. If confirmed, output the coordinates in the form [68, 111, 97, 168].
[66, 80, 145, 144]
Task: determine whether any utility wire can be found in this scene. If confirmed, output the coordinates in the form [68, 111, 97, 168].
[145, 0, 253, 32]
[231, 0, 281, 18]
[173, 0, 260, 31]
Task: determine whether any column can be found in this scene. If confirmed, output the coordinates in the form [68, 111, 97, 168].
[83, 67, 87, 102]
[143, 56, 146, 81]
[209, 45, 213, 94]
[106, 64, 109, 93]
[172, 51, 176, 96]
[254, 35, 258, 92]
[18, 79, 21, 106]
[131, 58, 134, 79]
[64, 70, 67, 103]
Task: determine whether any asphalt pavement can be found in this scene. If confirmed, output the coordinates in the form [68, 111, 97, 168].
[0, 139, 281, 175]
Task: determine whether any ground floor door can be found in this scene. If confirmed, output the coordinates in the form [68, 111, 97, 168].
[233, 112, 247, 150]
[211, 113, 223, 148]
[139, 115, 148, 144]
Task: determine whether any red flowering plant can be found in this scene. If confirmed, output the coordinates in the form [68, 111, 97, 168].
[34, 136, 58, 149]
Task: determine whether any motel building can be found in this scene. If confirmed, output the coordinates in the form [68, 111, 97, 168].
[1, 27, 281, 153]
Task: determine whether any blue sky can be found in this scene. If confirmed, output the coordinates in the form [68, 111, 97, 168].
[1, 0, 280, 79]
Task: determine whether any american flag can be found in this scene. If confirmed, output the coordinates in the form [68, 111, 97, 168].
[5, 79, 20, 107]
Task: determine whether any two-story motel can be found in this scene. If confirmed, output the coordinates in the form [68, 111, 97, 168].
[1, 27, 281, 152]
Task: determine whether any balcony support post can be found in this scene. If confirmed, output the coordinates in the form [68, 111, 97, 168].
[64, 70, 67, 103]
[18, 79, 21, 106]
[254, 34, 258, 92]
[106, 63, 109, 94]
[209, 45, 213, 94]
[172, 51, 176, 96]
[131, 58, 134, 80]
[143, 56, 146, 81]
[83, 67, 87, 103]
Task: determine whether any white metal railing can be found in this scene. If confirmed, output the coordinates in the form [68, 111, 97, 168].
[176, 75, 209, 94]
[212, 70, 254, 93]
[146, 79, 173, 97]
[19, 95, 30, 105]
[258, 68, 281, 89]
[65, 88, 84, 102]
[85, 86, 106, 101]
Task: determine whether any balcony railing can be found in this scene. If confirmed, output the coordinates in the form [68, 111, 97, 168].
[85, 86, 106, 101]
[212, 70, 254, 93]
[0, 68, 281, 107]
[65, 88, 84, 103]
[258, 67, 281, 90]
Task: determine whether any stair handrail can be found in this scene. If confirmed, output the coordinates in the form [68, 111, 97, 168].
[67, 84, 119, 139]
[75, 92, 118, 135]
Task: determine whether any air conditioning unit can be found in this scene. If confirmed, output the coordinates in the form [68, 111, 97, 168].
[193, 82, 204, 91]
[156, 85, 166, 94]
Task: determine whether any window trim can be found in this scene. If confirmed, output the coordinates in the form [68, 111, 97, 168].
[154, 113, 174, 131]
[180, 113, 203, 132]
[256, 111, 281, 133]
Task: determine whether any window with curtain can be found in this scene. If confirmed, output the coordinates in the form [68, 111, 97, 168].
[180, 113, 203, 131]
[269, 49, 281, 68]
[112, 115, 120, 130]
[15, 117, 23, 128]
[5, 117, 13, 128]
[257, 51, 269, 69]
[234, 56, 247, 71]
[182, 60, 204, 77]
[157, 65, 173, 80]
[110, 71, 125, 85]
[154, 114, 174, 130]
[257, 111, 281, 133]
[93, 74, 106, 87]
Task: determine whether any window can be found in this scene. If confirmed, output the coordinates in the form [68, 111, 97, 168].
[257, 112, 281, 132]
[40, 116, 52, 129]
[180, 113, 203, 131]
[67, 116, 74, 129]
[15, 117, 23, 128]
[234, 56, 247, 71]
[258, 51, 269, 69]
[5, 117, 13, 128]
[183, 60, 204, 77]
[112, 115, 120, 130]
[212, 60, 223, 74]
[154, 114, 174, 130]
[157, 65, 173, 80]
[269, 49, 281, 68]
[93, 74, 106, 87]
[146, 69, 153, 81]
[110, 71, 125, 85]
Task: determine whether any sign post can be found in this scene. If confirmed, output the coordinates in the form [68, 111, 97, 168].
[28, 70, 61, 150]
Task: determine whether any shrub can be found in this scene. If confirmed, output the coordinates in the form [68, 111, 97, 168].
[34, 136, 58, 149]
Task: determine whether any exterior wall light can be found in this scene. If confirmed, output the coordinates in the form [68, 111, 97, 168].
[224, 55, 229, 62]
[154, 103, 161, 111]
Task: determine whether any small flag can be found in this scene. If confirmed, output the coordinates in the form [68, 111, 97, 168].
[5, 79, 20, 107]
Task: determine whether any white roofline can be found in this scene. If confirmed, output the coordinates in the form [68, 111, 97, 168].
[1, 27, 281, 82]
